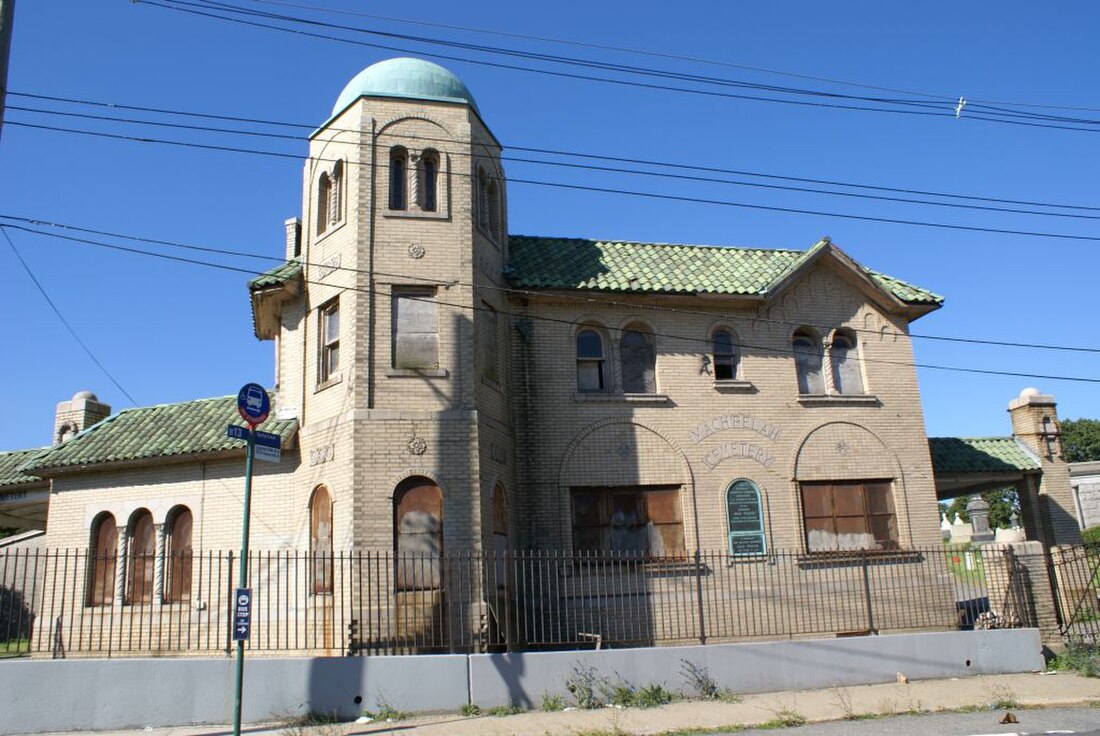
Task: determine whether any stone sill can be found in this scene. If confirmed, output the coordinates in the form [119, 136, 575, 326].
[383, 209, 450, 222]
[314, 374, 343, 393]
[797, 394, 879, 406]
[574, 392, 670, 404]
[385, 368, 449, 378]
[713, 380, 755, 393]
[314, 219, 346, 243]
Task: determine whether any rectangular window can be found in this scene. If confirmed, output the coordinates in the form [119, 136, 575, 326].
[800, 480, 897, 552]
[571, 486, 685, 556]
[392, 289, 439, 369]
[318, 299, 340, 383]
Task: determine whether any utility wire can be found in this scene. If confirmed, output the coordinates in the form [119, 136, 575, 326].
[14, 91, 1100, 214]
[234, 0, 1100, 115]
[10, 102, 1100, 223]
[10, 118, 1100, 245]
[4, 214, 1100, 356]
[140, 0, 1100, 134]
[7, 221, 1099, 385]
[0, 227, 140, 406]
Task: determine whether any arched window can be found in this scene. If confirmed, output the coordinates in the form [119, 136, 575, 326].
[726, 480, 766, 556]
[487, 179, 501, 242]
[86, 512, 118, 607]
[477, 167, 490, 231]
[712, 329, 739, 381]
[420, 150, 439, 212]
[127, 509, 156, 605]
[329, 160, 343, 225]
[830, 330, 864, 394]
[576, 328, 605, 392]
[792, 328, 825, 395]
[165, 506, 193, 604]
[389, 147, 408, 210]
[310, 486, 333, 595]
[394, 478, 443, 591]
[621, 326, 656, 393]
[316, 172, 331, 235]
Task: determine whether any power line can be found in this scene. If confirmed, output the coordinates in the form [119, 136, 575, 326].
[234, 0, 1100, 115]
[9, 118, 1100, 246]
[5, 214, 1100, 358]
[15, 90, 1100, 214]
[0, 226, 140, 406]
[10, 221, 1098, 386]
[139, 0, 1100, 134]
[11, 102, 1100, 223]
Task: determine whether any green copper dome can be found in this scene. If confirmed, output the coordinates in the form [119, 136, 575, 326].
[332, 58, 480, 116]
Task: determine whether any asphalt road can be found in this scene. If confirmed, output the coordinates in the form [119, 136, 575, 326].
[718, 707, 1100, 736]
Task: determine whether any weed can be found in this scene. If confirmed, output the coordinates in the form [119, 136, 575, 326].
[278, 711, 343, 736]
[989, 684, 1019, 710]
[485, 704, 523, 716]
[1049, 645, 1100, 677]
[460, 703, 481, 717]
[757, 708, 807, 729]
[679, 659, 741, 702]
[632, 683, 674, 708]
[831, 685, 854, 720]
[566, 663, 607, 710]
[541, 692, 566, 711]
[363, 694, 411, 722]
[605, 681, 639, 707]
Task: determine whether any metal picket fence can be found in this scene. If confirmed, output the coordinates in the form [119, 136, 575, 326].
[0, 545, 1017, 658]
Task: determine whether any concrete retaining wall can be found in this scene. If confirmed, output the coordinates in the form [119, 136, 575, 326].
[0, 629, 1043, 734]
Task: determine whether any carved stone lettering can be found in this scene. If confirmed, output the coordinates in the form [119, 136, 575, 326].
[309, 445, 335, 466]
[689, 415, 781, 444]
[702, 442, 777, 470]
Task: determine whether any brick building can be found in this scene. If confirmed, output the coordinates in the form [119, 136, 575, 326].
[0, 59, 1084, 651]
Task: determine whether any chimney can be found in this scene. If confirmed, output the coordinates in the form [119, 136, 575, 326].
[1008, 388, 1081, 546]
[54, 390, 111, 445]
[285, 217, 302, 260]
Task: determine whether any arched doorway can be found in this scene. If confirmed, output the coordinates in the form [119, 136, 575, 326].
[393, 477, 444, 650]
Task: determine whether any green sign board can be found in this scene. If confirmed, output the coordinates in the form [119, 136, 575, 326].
[726, 480, 766, 556]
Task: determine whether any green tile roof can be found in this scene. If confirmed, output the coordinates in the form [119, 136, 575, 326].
[929, 437, 1041, 474]
[0, 448, 50, 489]
[249, 258, 302, 291]
[505, 236, 943, 304]
[21, 394, 297, 474]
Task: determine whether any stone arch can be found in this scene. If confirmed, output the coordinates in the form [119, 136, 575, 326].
[557, 418, 698, 549]
[377, 114, 456, 141]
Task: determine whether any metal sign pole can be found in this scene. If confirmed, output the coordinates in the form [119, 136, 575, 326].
[232, 427, 256, 736]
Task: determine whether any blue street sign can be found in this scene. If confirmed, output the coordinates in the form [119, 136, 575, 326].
[226, 425, 281, 448]
[237, 383, 270, 426]
[233, 588, 252, 641]
[253, 430, 281, 448]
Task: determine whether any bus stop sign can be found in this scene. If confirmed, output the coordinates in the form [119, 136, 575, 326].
[237, 383, 270, 426]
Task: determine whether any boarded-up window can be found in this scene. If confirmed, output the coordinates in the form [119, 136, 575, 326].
[830, 332, 864, 394]
[311, 486, 333, 594]
[87, 513, 118, 607]
[713, 329, 739, 381]
[165, 506, 193, 604]
[127, 510, 156, 605]
[793, 329, 825, 394]
[487, 180, 502, 241]
[571, 487, 684, 556]
[395, 478, 442, 591]
[621, 329, 656, 393]
[576, 329, 605, 392]
[801, 481, 897, 552]
[392, 289, 439, 369]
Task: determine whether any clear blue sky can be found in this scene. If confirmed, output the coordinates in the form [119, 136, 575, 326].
[1, 0, 1097, 450]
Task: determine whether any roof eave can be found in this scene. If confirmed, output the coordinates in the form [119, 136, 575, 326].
[250, 280, 300, 340]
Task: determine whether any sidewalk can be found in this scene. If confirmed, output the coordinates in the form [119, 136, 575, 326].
[25, 671, 1100, 736]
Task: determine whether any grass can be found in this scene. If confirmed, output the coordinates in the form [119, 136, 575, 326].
[1048, 645, 1100, 677]
[363, 695, 411, 722]
[944, 544, 986, 582]
[540, 692, 566, 711]
[0, 638, 29, 658]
